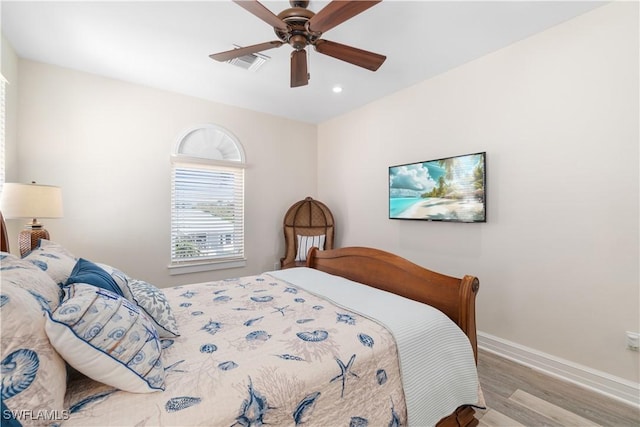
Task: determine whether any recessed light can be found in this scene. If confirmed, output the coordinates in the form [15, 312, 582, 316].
[332, 85, 343, 94]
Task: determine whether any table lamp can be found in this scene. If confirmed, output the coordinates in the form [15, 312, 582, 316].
[0, 182, 64, 256]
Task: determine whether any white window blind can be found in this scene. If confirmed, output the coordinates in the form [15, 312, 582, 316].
[171, 162, 244, 265]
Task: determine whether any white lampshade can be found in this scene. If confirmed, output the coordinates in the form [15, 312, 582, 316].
[0, 183, 64, 219]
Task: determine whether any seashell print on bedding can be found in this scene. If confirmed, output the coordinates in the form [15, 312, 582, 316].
[243, 316, 264, 326]
[1, 349, 39, 400]
[358, 333, 375, 348]
[200, 344, 217, 353]
[388, 399, 401, 427]
[350, 416, 369, 427]
[202, 320, 222, 335]
[250, 295, 273, 303]
[376, 369, 388, 385]
[293, 391, 321, 425]
[337, 312, 357, 325]
[180, 291, 196, 299]
[165, 396, 202, 412]
[218, 361, 238, 371]
[275, 354, 305, 361]
[245, 330, 271, 342]
[296, 330, 329, 342]
[235, 377, 271, 426]
[61, 273, 408, 426]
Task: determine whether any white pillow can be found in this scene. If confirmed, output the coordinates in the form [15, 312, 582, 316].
[45, 283, 165, 393]
[295, 234, 326, 262]
[22, 239, 78, 286]
[1, 251, 62, 311]
[0, 283, 67, 422]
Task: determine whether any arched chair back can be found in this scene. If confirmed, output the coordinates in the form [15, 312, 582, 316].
[280, 197, 334, 269]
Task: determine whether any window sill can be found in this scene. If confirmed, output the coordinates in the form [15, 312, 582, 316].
[168, 258, 247, 275]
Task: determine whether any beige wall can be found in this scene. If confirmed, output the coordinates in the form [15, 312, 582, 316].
[318, 2, 639, 383]
[1, 36, 20, 244]
[10, 60, 318, 285]
[2, 36, 18, 183]
[4, 0, 638, 396]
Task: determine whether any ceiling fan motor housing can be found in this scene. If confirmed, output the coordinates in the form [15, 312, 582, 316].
[275, 6, 319, 50]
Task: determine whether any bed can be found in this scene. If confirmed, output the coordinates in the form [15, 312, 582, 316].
[1, 228, 481, 426]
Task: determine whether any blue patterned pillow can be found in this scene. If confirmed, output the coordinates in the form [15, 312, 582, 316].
[44, 283, 165, 393]
[96, 263, 180, 339]
[21, 239, 78, 286]
[66, 258, 124, 297]
[0, 283, 67, 421]
[124, 279, 180, 338]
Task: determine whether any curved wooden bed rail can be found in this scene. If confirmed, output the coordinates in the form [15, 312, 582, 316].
[306, 246, 479, 362]
[1, 211, 9, 253]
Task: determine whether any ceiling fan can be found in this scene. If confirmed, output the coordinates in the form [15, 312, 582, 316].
[210, 0, 386, 88]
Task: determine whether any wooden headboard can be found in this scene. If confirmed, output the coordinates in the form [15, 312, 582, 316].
[306, 246, 479, 362]
[1, 211, 8, 253]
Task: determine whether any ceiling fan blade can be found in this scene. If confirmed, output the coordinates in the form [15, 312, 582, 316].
[307, 0, 381, 34]
[291, 49, 309, 88]
[233, 0, 289, 32]
[210, 41, 283, 62]
[314, 39, 386, 71]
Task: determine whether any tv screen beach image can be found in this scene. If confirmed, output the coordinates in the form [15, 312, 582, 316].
[389, 152, 485, 222]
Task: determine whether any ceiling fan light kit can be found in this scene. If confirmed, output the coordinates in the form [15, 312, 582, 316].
[210, 0, 386, 88]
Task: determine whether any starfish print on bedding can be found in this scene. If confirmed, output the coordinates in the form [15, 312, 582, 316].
[272, 305, 290, 316]
[330, 354, 359, 398]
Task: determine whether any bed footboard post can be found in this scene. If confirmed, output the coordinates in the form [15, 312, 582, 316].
[305, 247, 319, 268]
[459, 275, 480, 363]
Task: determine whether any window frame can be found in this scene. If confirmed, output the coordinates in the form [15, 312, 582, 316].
[168, 125, 246, 275]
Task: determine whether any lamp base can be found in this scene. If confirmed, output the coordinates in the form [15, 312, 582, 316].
[18, 227, 50, 257]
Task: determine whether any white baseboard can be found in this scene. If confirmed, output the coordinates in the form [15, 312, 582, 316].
[477, 331, 640, 408]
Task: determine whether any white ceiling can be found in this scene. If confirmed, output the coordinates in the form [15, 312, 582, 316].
[1, 1, 603, 124]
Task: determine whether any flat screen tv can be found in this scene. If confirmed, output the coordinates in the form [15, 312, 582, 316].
[389, 152, 486, 222]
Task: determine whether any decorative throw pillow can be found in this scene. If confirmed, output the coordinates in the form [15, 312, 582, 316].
[95, 262, 129, 293]
[295, 234, 326, 262]
[1, 252, 62, 311]
[95, 263, 180, 338]
[21, 239, 78, 286]
[0, 283, 68, 426]
[44, 283, 165, 393]
[124, 279, 180, 338]
[66, 258, 125, 297]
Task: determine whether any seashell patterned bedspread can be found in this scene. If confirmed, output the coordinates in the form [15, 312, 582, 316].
[62, 268, 481, 426]
[63, 273, 407, 426]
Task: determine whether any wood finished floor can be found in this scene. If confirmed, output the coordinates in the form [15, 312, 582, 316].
[475, 350, 640, 427]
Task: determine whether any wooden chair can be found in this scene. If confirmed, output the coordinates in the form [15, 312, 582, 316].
[280, 197, 335, 269]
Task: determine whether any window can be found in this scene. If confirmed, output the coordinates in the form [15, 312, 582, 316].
[169, 125, 246, 274]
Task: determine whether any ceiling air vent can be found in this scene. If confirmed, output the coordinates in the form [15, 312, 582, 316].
[227, 45, 270, 72]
